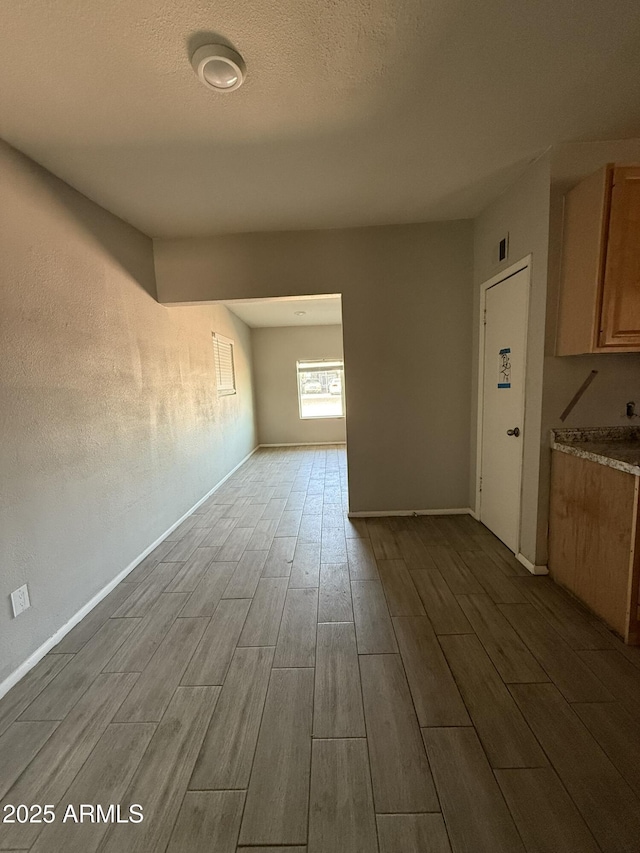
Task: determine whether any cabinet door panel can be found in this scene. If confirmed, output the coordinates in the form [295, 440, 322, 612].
[549, 451, 637, 639]
[600, 167, 640, 348]
[556, 165, 610, 355]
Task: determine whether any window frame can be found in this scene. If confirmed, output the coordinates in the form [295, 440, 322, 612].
[296, 358, 345, 420]
[213, 332, 237, 397]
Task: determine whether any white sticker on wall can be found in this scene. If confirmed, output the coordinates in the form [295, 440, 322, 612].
[498, 348, 511, 389]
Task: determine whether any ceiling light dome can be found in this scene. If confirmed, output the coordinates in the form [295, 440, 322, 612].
[191, 44, 246, 92]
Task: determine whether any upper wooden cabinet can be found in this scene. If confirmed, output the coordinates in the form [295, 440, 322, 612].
[556, 164, 640, 355]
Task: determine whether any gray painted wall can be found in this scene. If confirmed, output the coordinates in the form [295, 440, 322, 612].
[252, 325, 347, 446]
[473, 140, 640, 566]
[0, 141, 257, 684]
[540, 141, 640, 563]
[473, 154, 551, 565]
[155, 221, 475, 513]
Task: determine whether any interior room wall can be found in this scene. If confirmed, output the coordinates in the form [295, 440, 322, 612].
[0, 140, 257, 686]
[474, 139, 640, 567]
[539, 140, 640, 563]
[252, 324, 346, 445]
[155, 220, 475, 513]
[472, 153, 552, 566]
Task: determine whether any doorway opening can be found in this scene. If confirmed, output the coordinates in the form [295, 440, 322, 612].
[221, 292, 348, 495]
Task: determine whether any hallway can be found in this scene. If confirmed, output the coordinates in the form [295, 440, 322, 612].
[1, 445, 640, 852]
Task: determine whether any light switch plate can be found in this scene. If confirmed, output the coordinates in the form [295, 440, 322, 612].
[10, 584, 30, 618]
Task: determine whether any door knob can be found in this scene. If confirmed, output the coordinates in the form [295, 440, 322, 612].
[506, 427, 520, 437]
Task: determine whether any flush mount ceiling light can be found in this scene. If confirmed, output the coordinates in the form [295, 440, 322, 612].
[294, 311, 307, 316]
[191, 44, 246, 92]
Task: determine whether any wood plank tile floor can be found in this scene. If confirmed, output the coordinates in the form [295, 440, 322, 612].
[2, 445, 640, 852]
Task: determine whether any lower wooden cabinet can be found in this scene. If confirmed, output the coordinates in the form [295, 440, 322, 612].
[549, 450, 640, 643]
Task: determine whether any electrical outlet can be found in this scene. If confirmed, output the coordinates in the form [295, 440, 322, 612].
[10, 584, 30, 618]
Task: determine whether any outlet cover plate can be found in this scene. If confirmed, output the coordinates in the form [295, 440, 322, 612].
[11, 584, 30, 618]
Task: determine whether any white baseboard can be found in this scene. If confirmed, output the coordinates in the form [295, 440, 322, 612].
[259, 442, 347, 447]
[468, 508, 480, 521]
[516, 553, 549, 576]
[348, 507, 473, 518]
[0, 445, 259, 702]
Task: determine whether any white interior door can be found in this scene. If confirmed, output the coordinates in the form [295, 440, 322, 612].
[480, 267, 529, 552]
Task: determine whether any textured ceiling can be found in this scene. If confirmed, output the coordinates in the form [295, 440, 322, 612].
[225, 296, 342, 328]
[1, 0, 639, 237]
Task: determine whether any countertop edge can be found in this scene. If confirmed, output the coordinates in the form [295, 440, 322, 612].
[551, 440, 640, 477]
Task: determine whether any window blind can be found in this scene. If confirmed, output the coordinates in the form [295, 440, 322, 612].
[297, 360, 344, 373]
[213, 333, 236, 395]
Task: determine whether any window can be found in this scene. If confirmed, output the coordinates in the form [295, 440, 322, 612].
[213, 333, 236, 396]
[297, 359, 345, 419]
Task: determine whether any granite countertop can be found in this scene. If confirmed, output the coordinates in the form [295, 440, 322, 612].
[551, 426, 640, 477]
